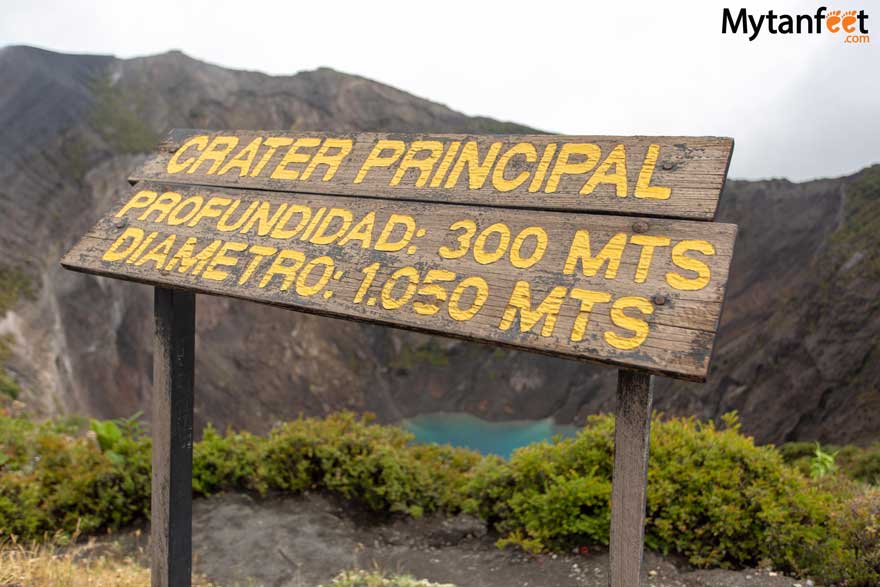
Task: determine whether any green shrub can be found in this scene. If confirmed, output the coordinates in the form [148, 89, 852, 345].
[197, 412, 481, 518]
[648, 414, 835, 571]
[468, 416, 614, 553]
[810, 443, 839, 479]
[192, 425, 262, 495]
[0, 413, 149, 539]
[840, 444, 880, 486]
[780, 441, 816, 462]
[0, 410, 873, 585]
[782, 441, 880, 485]
[817, 488, 880, 586]
[261, 413, 428, 513]
[196, 414, 457, 513]
[468, 413, 837, 572]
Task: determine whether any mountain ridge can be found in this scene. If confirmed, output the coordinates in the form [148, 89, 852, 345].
[1, 45, 877, 445]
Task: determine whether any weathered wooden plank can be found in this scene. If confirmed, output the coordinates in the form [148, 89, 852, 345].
[62, 182, 737, 380]
[609, 370, 654, 587]
[131, 129, 733, 220]
[151, 288, 195, 587]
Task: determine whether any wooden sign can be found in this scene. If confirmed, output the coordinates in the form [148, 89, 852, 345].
[62, 128, 737, 587]
[62, 181, 736, 380]
[132, 130, 734, 220]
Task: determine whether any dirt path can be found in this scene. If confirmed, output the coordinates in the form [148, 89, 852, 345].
[126, 493, 815, 587]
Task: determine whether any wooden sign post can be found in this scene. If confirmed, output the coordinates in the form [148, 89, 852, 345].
[152, 288, 195, 586]
[63, 130, 735, 587]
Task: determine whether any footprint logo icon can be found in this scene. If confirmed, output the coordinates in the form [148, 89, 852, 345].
[827, 10, 842, 32]
[842, 10, 858, 32]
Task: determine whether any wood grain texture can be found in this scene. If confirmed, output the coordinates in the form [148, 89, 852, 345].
[63, 183, 735, 380]
[609, 370, 654, 587]
[151, 288, 195, 587]
[131, 129, 733, 220]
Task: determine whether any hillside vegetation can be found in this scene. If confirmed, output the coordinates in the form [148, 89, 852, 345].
[0, 409, 877, 586]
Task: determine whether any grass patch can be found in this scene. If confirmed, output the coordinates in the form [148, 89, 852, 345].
[829, 165, 880, 279]
[0, 336, 21, 400]
[91, 76, 159, 154]
[391, 341, 450, 370]
[0, 266, 35, 315]
[0, 372, 20, 400]
[0, 537, 215, 586]
[323, 569, 456, 587]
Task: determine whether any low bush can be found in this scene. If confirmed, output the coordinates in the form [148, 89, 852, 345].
[0, 410, 875, 585]
[465, 413, 836, 574]
[821, 488, 880, 586]
[782, 440, 880, 485]
[194, 412, 481, 517]
[847, 446, 880, 486]
[0, 414, 150, 540]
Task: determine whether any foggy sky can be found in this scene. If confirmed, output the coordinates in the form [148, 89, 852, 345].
[2, 0, 877, 181]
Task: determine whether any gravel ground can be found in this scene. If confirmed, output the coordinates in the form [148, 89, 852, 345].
[117, 493, 819, 587]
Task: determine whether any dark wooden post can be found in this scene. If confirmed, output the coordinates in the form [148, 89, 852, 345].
[609, 369, 654, 587]
[152, 288, 196, 587]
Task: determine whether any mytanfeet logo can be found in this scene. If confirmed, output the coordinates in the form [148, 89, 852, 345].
[722, 6, 870, 43]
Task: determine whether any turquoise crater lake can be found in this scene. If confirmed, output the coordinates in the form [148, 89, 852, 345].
[401, 412, 578, 459]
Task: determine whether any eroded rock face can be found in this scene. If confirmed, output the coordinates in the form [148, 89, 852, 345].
[1, 45, 877, 444]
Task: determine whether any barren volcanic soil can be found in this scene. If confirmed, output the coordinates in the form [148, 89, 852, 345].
[111, 493, 811, 587]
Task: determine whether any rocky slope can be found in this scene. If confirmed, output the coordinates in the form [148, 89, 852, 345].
[0, 45, 877, 445]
